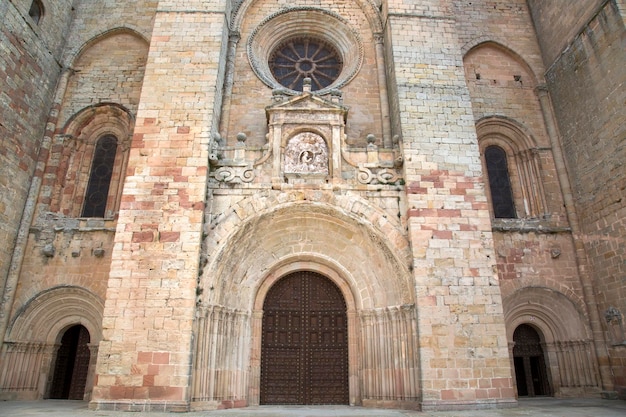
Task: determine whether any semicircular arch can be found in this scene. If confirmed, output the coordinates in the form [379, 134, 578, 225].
[7, 286, 104, 344]
[503, 286, 592, 344]
[62, 102, 134, 143]
[253, 256, 358, 313]
[231, 0, 382, 34]
[462, 39, 540, 87]
[200, 192, 412, 311]
[476, 115, 538, 152]
[64, 27, 150, 68]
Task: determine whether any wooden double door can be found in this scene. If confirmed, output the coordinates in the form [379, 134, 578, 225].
[260, 271, 349, 405]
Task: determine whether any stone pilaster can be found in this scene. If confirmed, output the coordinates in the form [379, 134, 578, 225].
[90, 0, 228, 411]
[386, 0, 516, 410]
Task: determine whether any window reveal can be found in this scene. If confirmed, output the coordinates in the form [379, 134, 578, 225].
[81, 135, 118, 218]
[29, 0, 43, 24]
[485, 145, 516, 218]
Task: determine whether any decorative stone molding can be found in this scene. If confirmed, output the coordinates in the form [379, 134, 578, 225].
[213, 166, 255, 183]
[341, 134, 403, 185]
[358, 304, 420, 406]
[356, 166, 400, 185]
[209, 132, 257, 183]
[265, 88, 348, 184]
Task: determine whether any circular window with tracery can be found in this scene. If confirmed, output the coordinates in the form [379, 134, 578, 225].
[247, 8, 363, 95]
[269, 37, 343, 92]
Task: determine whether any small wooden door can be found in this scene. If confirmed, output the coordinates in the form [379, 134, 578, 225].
[50, 325, 91, 400]
[261, 271, 348, 404]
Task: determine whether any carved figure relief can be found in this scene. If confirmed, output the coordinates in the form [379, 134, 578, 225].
[284, 132, 329, 175]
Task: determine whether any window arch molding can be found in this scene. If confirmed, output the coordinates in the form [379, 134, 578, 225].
[477, 116, 547, 219]
[51, 103, 133, 218]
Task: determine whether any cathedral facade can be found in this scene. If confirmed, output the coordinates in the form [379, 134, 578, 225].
[0, 0, 624, 411]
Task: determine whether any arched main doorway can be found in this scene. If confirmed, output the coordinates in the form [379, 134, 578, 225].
[260, 271, 349, 404]
[513, 324, 551, 397]
[50, 325, 91, 400]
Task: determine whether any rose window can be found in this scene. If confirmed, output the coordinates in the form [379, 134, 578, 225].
[269, 37, 343, 92]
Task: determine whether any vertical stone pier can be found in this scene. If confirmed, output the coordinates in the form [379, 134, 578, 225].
[90, 0, 227, 411]
[386, 0, 516, 410]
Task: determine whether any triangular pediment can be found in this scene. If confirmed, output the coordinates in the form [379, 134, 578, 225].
[266, 91, 348, 115]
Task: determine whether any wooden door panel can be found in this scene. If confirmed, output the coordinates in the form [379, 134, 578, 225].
[261, 271, 348, 405]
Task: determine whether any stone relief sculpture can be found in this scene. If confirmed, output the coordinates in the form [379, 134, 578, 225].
[284, 132, 329, 175]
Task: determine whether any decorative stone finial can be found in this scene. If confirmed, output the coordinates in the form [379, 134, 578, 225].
[303, 77, 312, 93]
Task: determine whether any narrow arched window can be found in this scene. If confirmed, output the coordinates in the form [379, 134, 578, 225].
[485, 145, 516, 218]
[28, 0, 44, 24]
[81, 135, 118, 217]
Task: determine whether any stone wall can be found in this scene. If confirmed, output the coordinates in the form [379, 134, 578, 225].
[527, 0, 606, 65]
[1, 0, 624, 408]
[0, 0, 73, 333]
[531, 0, 626, 397]
[0, 0, 157, 400]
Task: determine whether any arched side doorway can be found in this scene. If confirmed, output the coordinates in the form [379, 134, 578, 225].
[260, 271, 348, 405]
[50, 325, 91, 400]
[513, 324, 551, 397]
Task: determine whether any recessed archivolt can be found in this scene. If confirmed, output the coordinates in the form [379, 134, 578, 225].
[7, 286, 104, 344]
[231, 0, 382, 34]
[503, 286, 591, 344]
[62, 103, 134, 144]
[200, 191, 412, 311]
[476, 116, 537, 152]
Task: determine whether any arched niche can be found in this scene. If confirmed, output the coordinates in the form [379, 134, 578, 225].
[58, 29, 149, 126]
[463, 41, 539, 88]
